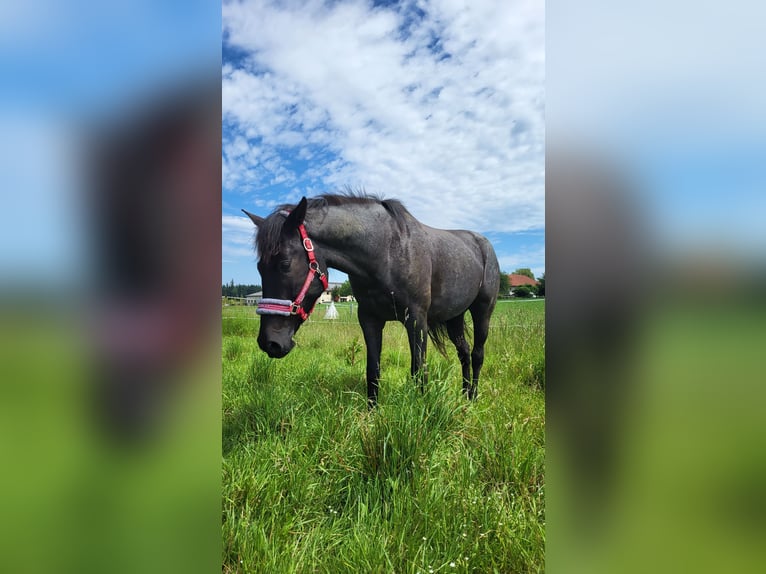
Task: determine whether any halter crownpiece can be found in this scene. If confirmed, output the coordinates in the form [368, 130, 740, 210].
[256, 220, 328, 321]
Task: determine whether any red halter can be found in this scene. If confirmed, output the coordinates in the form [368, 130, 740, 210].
[256, 222, 328, 321]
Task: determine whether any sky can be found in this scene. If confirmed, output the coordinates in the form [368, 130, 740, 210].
[1, 1, 220, 288]
[547, 1, 766, 264]
[222, 0, 545, 286]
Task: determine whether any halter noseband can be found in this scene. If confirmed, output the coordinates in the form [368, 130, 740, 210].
[256, 217, 328, 321]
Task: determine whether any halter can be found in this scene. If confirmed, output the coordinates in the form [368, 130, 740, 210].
[256, 217, 328, 321]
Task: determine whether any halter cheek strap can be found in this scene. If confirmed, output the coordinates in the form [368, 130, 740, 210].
[256, 223, 328, 321]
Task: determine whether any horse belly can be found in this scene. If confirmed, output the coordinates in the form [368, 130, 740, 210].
[350, 281, 402, 321]
[429, 256, 483, 320]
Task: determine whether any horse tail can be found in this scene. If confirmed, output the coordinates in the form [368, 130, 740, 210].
[427, 320, 450, 357]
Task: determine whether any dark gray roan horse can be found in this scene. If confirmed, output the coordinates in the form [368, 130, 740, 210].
[243, 193, 500, 405]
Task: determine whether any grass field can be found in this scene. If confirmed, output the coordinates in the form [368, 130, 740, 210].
[222, 300, 545, 573]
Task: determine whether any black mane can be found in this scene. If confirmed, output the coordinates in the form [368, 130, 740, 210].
[255, 191, 410, 263]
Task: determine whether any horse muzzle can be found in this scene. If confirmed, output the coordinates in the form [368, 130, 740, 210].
[257, 332, 295, 358]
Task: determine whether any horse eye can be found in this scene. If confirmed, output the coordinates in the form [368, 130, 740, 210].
[279, 259, 291, 272]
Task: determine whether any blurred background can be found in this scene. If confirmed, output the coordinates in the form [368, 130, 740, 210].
[547, 1, 766, 572]
[2, 1, 765, 572]
[0, 2, 221, 573]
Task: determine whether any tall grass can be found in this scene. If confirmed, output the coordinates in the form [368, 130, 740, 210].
[223, 301, 545, 572]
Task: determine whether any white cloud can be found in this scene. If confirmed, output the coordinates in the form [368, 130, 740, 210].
[222, 0, 544, 234]
[222, 214, 256, 259]
[497, 244, 546, 279]
[547, 1, 766, 146]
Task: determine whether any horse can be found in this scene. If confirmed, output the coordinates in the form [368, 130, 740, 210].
[242, 193, 500, 406]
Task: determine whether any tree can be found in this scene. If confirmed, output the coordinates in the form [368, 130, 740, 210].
[338, 280, 353, 298]
[513, 268, 535, 279]
[512, 284, 534, 298]
[498, 272, 510, 296]
[221, 283, 261, 297]
[535, 273, 545, 297]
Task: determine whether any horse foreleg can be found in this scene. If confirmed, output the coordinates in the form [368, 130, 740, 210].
[359, 311, 384, 407]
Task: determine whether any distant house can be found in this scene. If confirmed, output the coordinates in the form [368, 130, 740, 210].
[244, 284, 347, 306]
[245, 292, 262, 306]
[318, 282, 344, 304]
[508, 274, 538, 288]
[508, 274, 539, 297]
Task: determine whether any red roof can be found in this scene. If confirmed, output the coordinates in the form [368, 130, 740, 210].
[508, 273, 539, 287]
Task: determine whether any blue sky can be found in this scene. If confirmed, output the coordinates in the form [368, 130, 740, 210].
[547, 1, 766, 268]
[222, 0, 545, 286]
[1, 1, 220, 288]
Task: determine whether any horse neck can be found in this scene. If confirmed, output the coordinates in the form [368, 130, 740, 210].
[306, 206, 384, 279]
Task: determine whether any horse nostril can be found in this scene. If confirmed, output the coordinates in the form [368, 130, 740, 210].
[266, 340, 283, 356]
[261, 341, 290, 359]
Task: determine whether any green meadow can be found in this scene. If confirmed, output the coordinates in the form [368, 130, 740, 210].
[222, 300, 545, 573]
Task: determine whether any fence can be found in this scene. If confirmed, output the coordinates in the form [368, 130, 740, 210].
[222, 299, 542, 327]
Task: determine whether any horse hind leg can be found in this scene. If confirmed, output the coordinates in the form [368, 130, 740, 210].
[446, 315, 472, 398]
[405, 311, 429, 393]
[468, 302, 494, 400]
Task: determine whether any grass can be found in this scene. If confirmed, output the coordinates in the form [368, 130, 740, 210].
[222, 300, 545, 573]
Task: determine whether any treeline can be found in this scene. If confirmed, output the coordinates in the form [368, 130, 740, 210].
[222, 281, 262, 298]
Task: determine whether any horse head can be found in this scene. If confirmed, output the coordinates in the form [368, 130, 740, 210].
[243, 197, 327, 358]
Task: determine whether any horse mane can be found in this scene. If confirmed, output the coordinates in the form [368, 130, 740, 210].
[255, 189, 410, 262]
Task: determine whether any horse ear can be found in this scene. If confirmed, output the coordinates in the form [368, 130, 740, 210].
[242, 209, 264, 227]
[284, 197, 308, 229]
